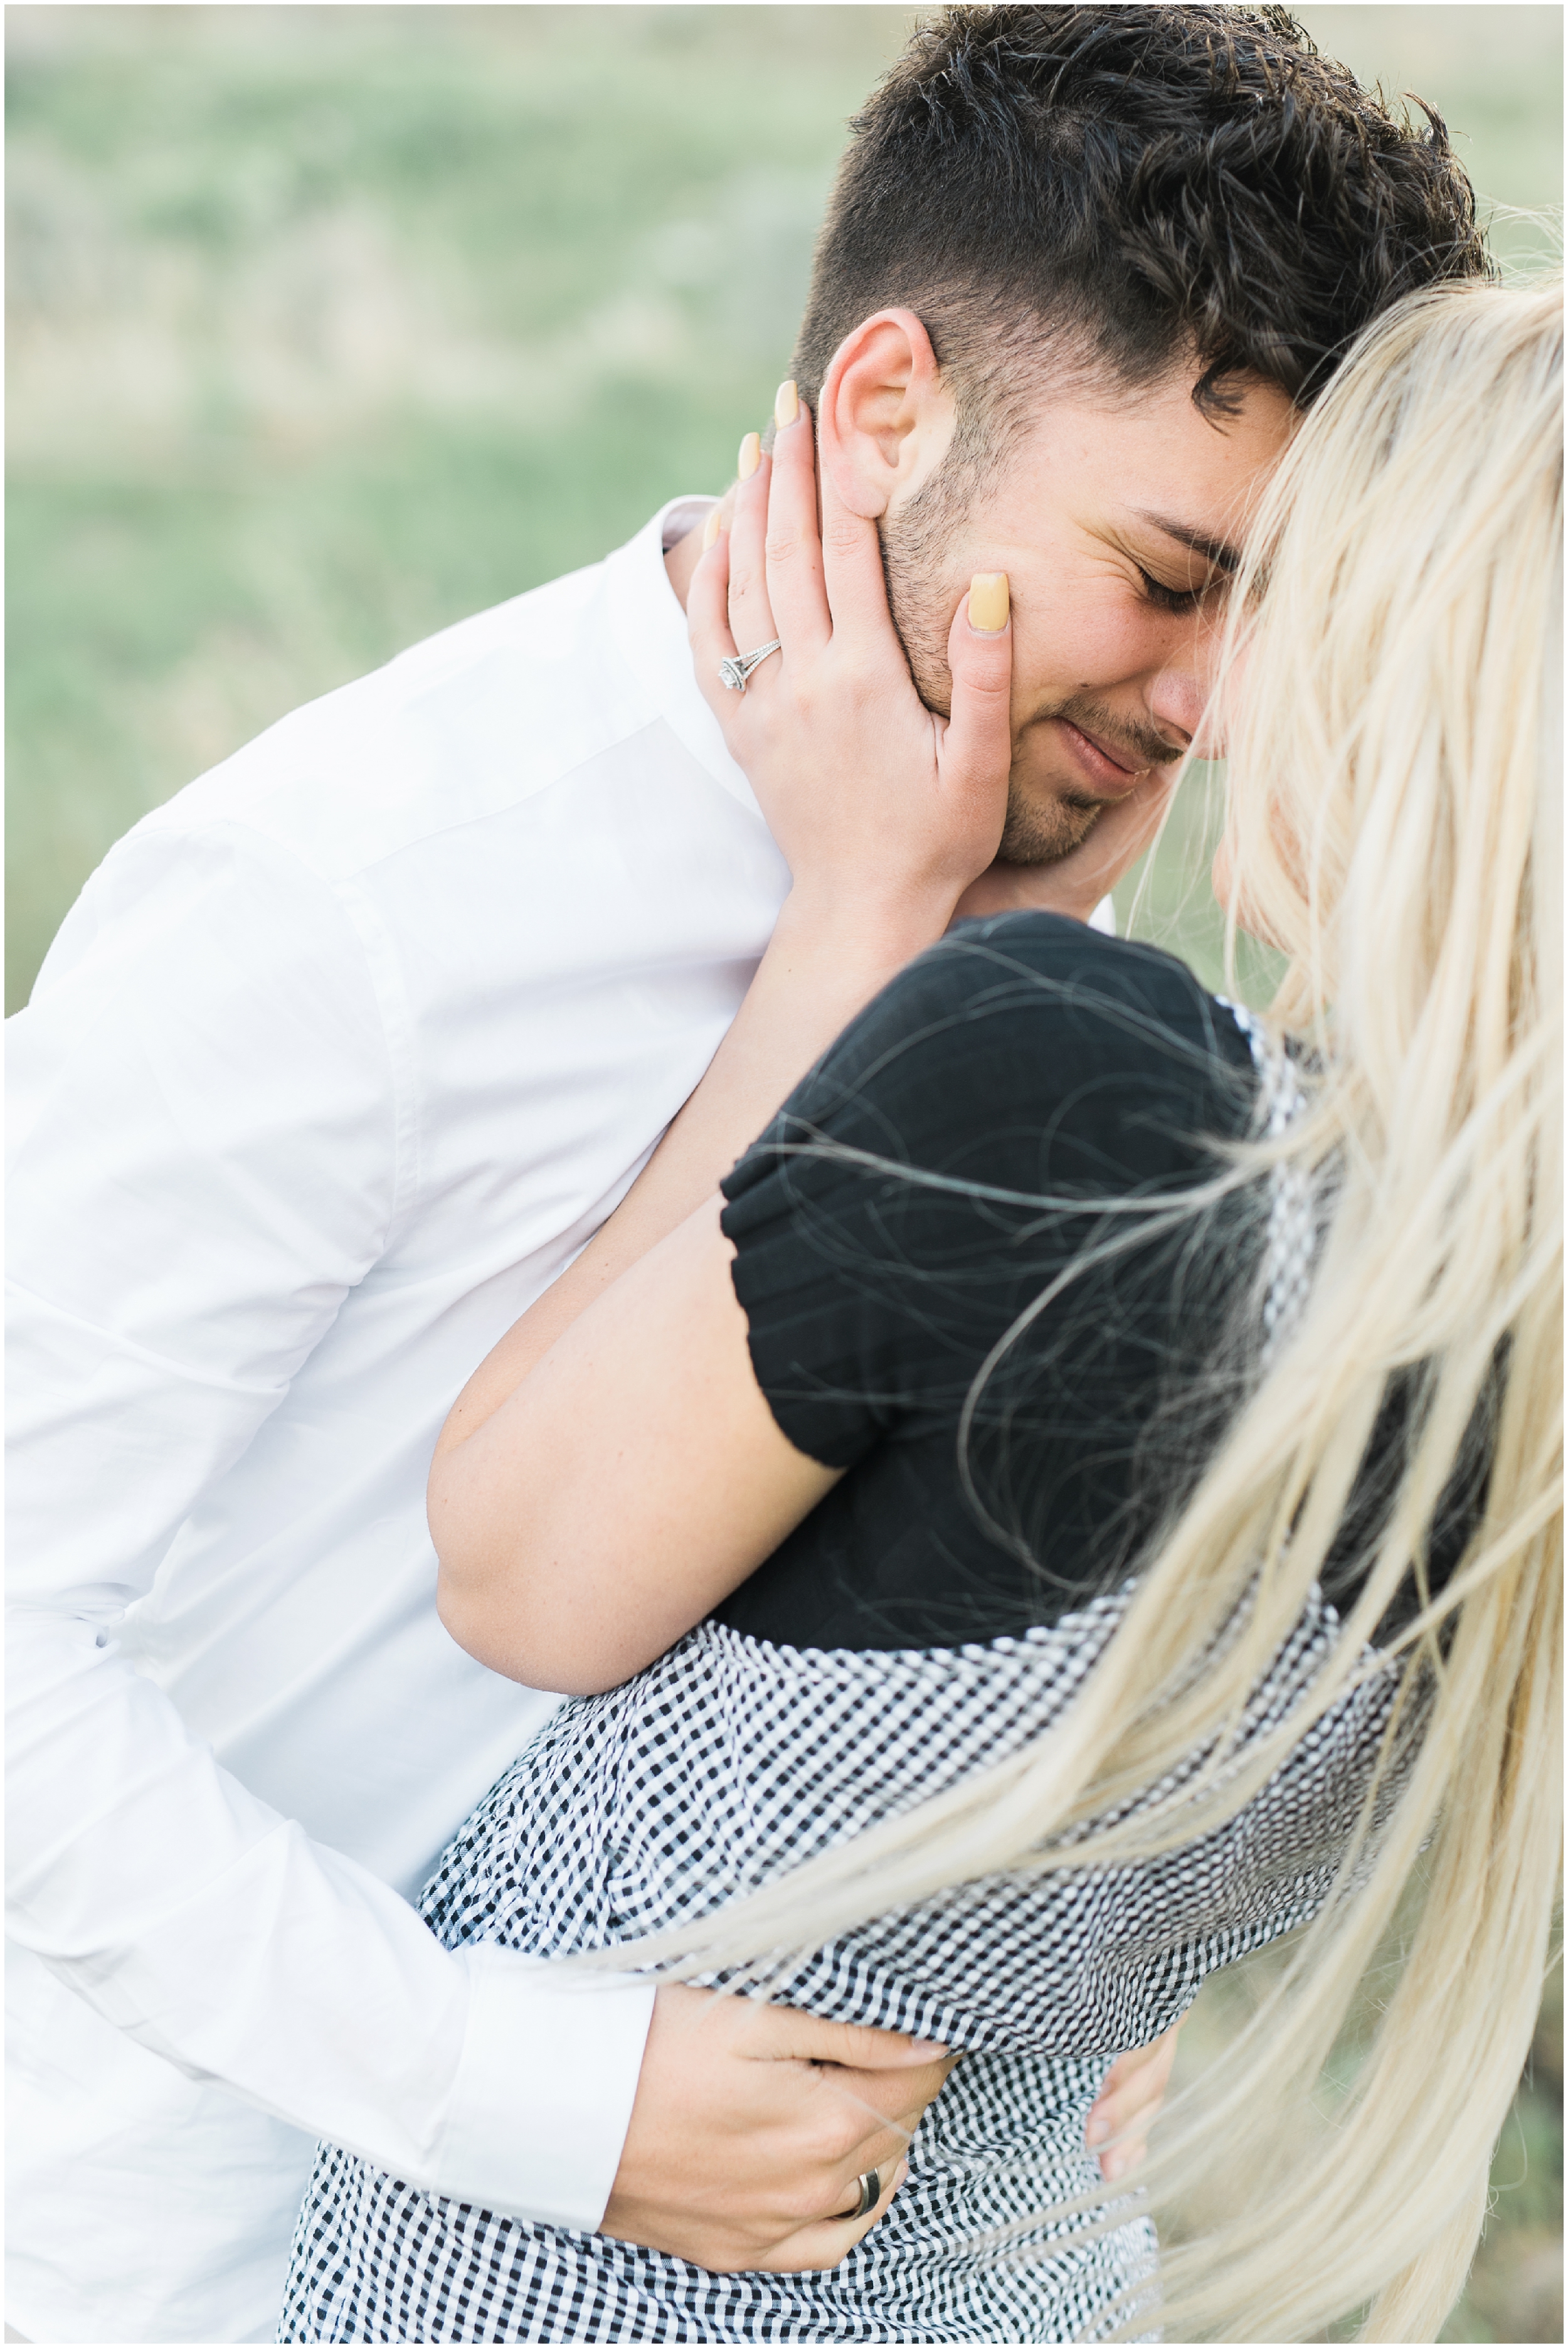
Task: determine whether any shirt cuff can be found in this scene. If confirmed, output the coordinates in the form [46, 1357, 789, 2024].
[434, 1945, 657, 2230]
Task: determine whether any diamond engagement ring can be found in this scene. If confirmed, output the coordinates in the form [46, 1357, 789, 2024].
[718, 639, 782, 693]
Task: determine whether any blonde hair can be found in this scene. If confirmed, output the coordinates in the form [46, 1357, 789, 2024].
[603, 280, 1565, 2342]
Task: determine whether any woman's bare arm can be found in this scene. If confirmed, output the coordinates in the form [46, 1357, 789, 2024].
[432, 1199, 825, 1692]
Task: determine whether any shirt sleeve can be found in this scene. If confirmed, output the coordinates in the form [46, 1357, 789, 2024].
[6, 819, 652, 2230]
[719, 914, 1255, 1471]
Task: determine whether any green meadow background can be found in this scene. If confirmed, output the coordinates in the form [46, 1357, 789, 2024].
[7, 8, 1561, 2339]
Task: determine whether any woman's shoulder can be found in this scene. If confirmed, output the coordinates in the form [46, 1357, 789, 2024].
[815, 911, 1257, 1122]
[725, 912, 1262, 1224]
[919, 908, 1239, 1030]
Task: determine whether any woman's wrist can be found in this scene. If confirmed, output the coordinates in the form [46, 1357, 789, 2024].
[768, 879, 955, 984]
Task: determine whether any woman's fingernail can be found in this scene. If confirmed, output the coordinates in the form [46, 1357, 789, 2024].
[738, 431, 762, 480]
[702, 505, 722, 550]
[1085, 2113, 1109, 2147]
[1103, 2150, 1126, 2181]
[774, 378, 799, 430]
[908, 2039, 948, 2058]
[968, 572, 1009, 632]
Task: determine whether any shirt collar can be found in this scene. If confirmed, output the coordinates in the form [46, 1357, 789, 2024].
[603, 497, 762, 819]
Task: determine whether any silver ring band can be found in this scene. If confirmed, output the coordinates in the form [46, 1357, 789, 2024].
[840, 2168, 880, 2221]
[718, 639, 782, 693]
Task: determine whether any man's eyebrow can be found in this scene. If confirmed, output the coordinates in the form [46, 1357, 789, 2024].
[1134, 511, 1243, 575]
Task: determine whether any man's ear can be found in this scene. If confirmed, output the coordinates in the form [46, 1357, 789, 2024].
[817, 309, 956, 520]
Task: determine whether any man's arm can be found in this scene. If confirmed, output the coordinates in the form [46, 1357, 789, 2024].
[8, 822, 955, 2265]
[6, 820, 654, 2226]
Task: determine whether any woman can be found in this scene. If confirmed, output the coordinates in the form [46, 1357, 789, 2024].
[282, 279, 1560, 2344]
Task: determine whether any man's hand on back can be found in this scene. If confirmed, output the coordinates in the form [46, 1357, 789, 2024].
[602, 1990, 1185, 2275]
[1086, 2019, 1184, 2181]
[600, 1984, 953, 2273]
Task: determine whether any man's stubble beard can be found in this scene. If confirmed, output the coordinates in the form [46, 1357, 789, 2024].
[879, 497, 1105, 869]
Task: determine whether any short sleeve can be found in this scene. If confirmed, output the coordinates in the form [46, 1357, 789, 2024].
[719, 914, 1258, 1472]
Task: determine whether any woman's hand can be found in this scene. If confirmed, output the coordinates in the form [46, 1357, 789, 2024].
[689, 386, 1014, 941]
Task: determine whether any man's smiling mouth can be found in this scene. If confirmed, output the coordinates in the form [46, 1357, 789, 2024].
[1054, 715, 1150, 791]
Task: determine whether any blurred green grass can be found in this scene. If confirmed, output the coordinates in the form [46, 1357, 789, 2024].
[6, 8, 1561, 2339]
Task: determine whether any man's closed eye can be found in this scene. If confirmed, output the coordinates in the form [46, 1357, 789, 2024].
[1136, 566, 1219, 615]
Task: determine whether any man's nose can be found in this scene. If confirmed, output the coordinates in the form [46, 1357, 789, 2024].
[1148, 652, 1219, 760]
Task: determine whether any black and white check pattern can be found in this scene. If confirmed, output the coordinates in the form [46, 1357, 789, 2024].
[280, 1014, 1389, 2346]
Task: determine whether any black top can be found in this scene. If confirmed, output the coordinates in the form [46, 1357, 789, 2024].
[717, 914, 1264, 1652]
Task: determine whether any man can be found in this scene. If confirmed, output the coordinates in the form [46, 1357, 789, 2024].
[6, 7, 1486, 2341]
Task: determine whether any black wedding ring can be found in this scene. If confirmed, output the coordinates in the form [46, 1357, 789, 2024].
[835, 2168, 881, 2221]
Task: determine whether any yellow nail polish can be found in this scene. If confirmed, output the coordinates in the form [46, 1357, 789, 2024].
[702, 504, 722, 550]
[738, 431, 762, 481]
[968, 571, 1010, 632]
[773, 378, 799, 430]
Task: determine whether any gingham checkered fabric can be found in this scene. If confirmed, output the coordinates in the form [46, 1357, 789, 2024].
[280, 1012, 1387, 2346]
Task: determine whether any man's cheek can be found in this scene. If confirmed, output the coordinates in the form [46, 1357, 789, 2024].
[1013, 595, 1153, 706]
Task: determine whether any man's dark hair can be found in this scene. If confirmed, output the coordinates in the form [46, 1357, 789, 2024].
[793, 3, 1490, 428]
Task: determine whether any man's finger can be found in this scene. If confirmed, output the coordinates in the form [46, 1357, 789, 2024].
[784, 2057, 950, 2179]
[1086, 2019, 1184, 2179]
[763, 385, 832, 656]
[1098, 2026, 1179, 2094]
[748, 2156, 910, 2276]
[1093, 2017, 1182, 2117]
[745, 2002, 949, 2071]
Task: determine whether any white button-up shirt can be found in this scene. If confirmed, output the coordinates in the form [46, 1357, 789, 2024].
[6, 496, 795, 2345]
